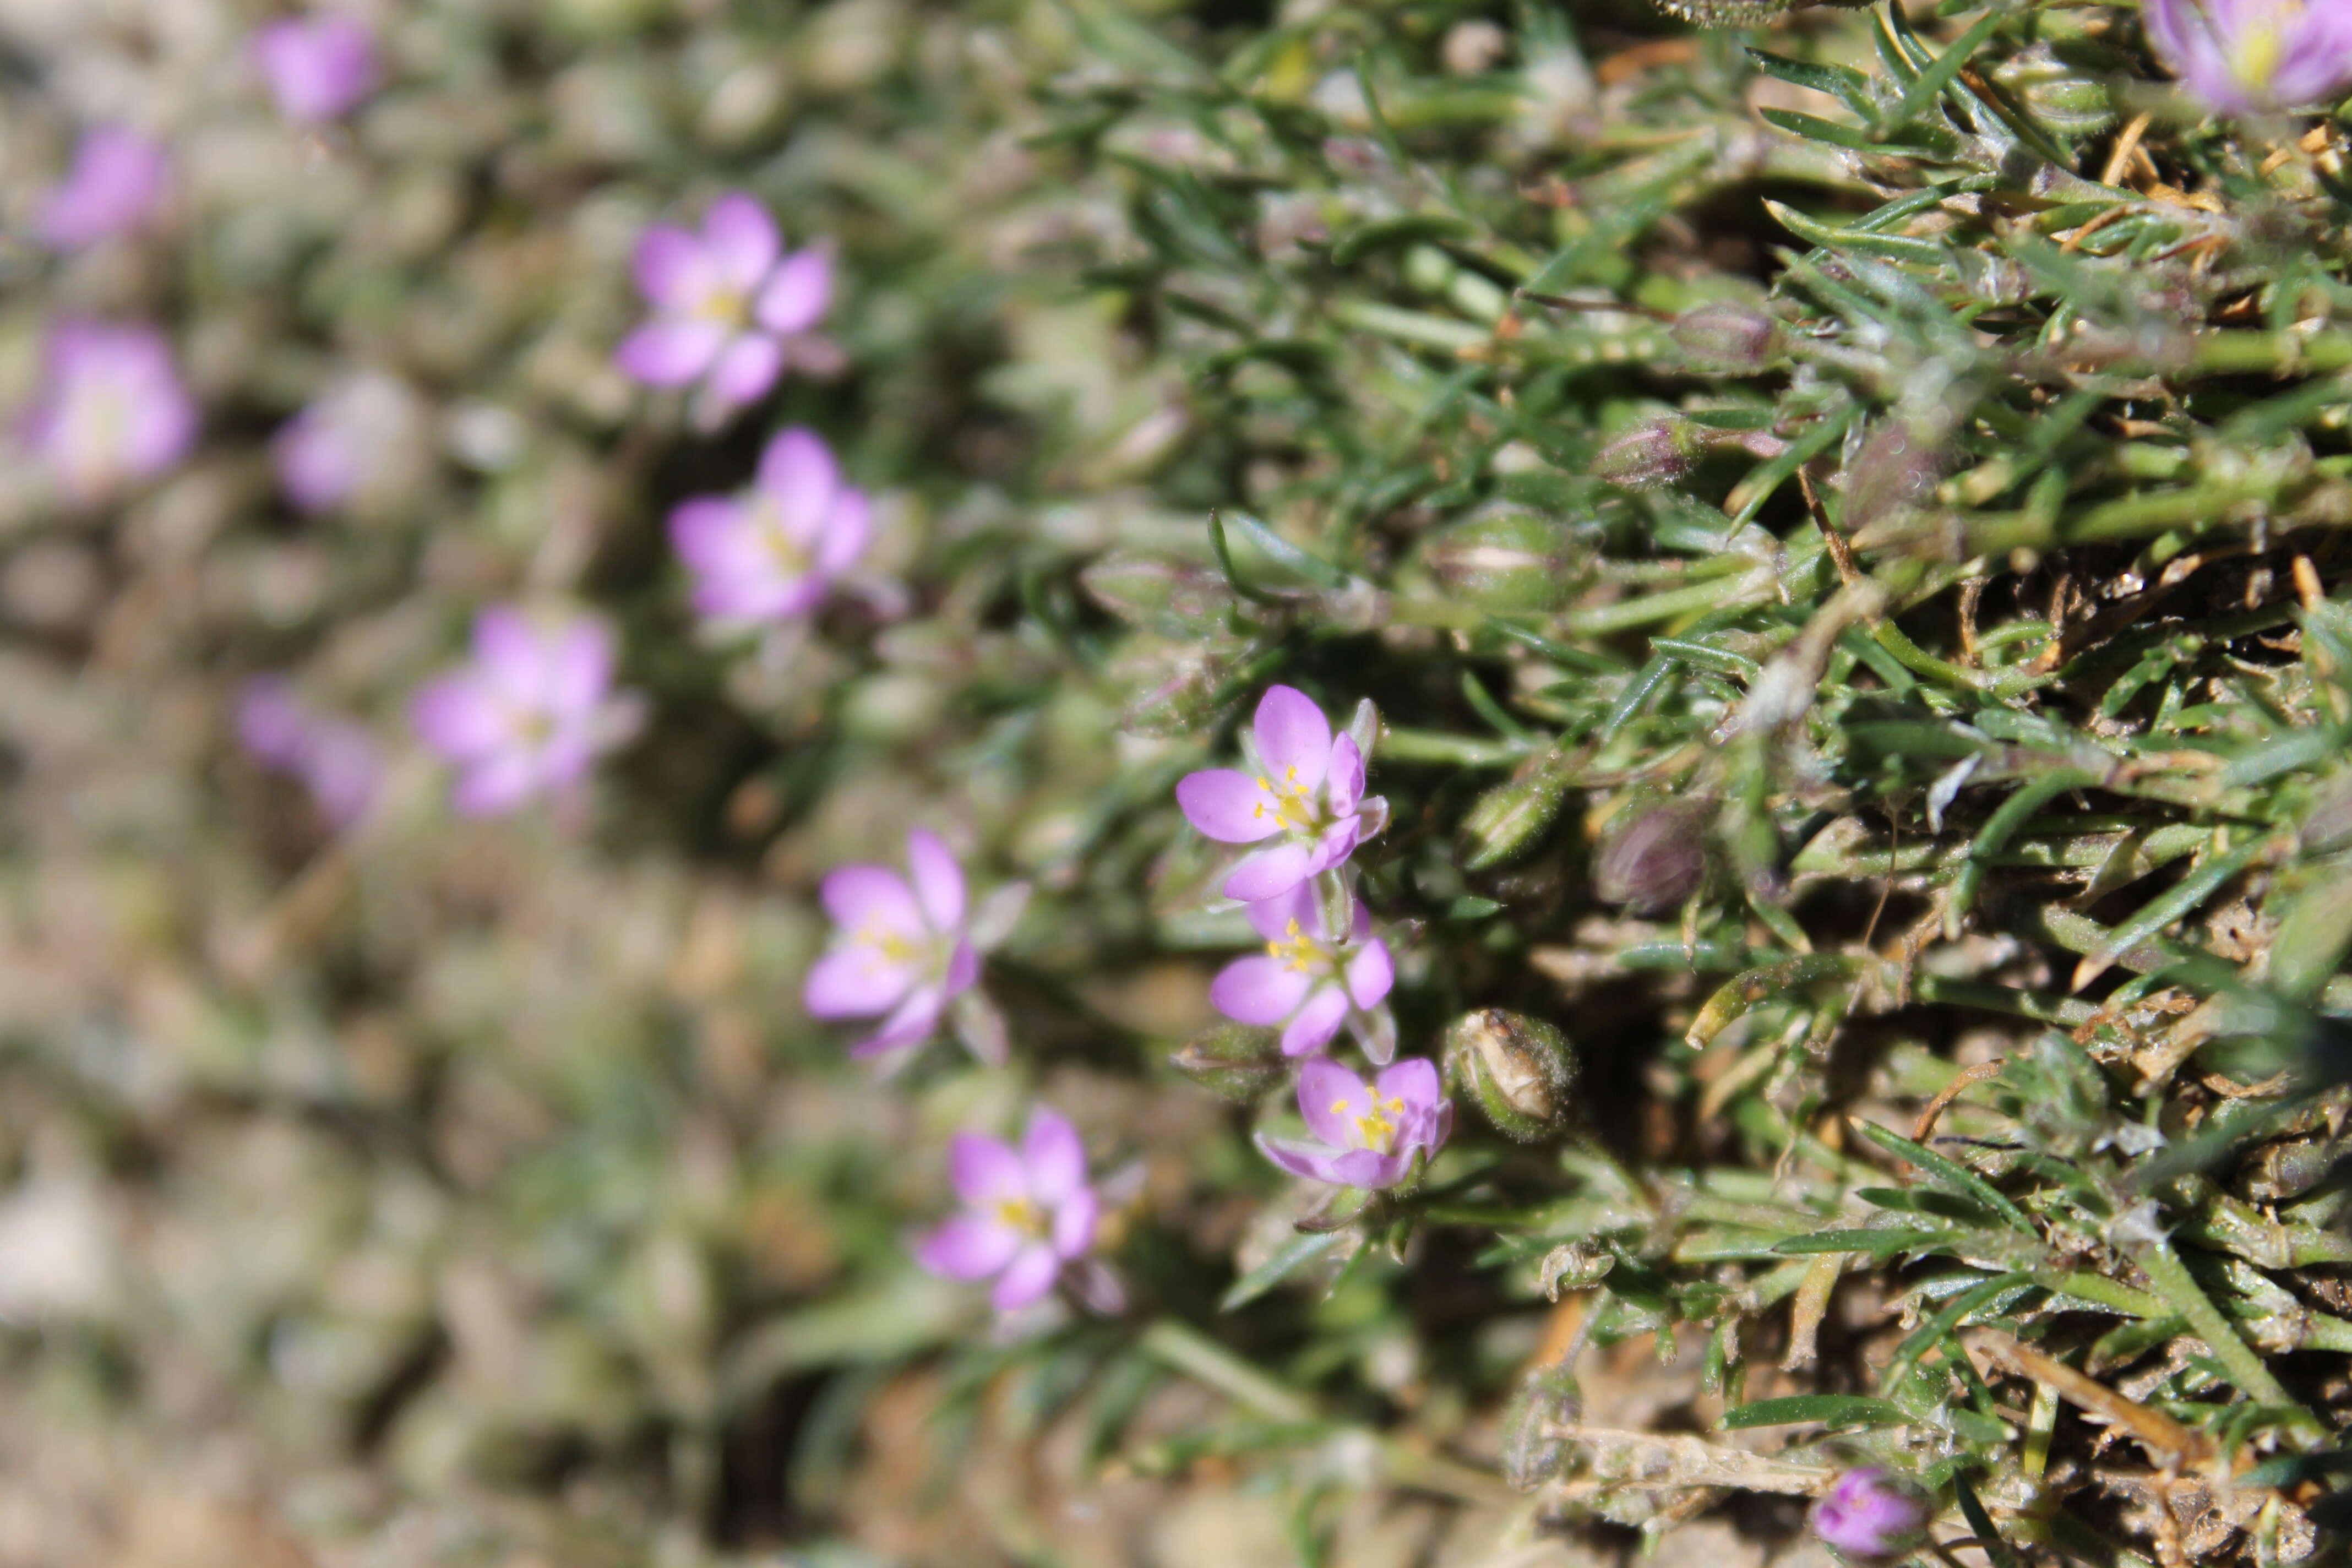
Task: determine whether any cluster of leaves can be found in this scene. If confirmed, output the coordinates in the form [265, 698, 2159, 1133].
[8, 0, 2352, 1564]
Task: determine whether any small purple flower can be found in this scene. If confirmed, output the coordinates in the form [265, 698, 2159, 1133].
[1812, 1468, 1931, 1560]
[614, 193, 835, 427]
[273, 372, 429, 514]
[2146, 0, 2352, 111]
[1175, 685, 1389, 902]
[28, 322, 197, 504]
[916, 1107, 1103, 1313]
[253, 13, 381, 124]
[409, 606, 640, 816]
[37, 126, 168, 250]
[1256, 1057, 1450, 1191]
[670, 427, 870, 624]
[803, 829, 982, 1062]
[1211, 881, 1395, 1060]
[236, 676, 383, 830]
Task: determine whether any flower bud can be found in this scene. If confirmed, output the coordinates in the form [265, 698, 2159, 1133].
[1415, 509, 1594, 614]
[1989, 41, 2125, 136]
[1592, 794, 1713, 913]
[1080, 549, 1237, 634]
[1170, 1022, 1287, 1102]
[1460, 757, 1576, 873]
[1498, 1360, 1581, 1491]
[1445, 1009, 1576, 1141]
[2239, 1138, 2340, 1203]
[1811, 1468, 1931, 1560]
[1669, 300, 1783, 372]
[1842, 417, 1947, 538]
[1591, 416, 1702, 489]
[1111, 636, 1238, 737]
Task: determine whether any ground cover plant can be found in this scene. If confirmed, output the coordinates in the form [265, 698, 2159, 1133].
[4, 0, 2352, 1564]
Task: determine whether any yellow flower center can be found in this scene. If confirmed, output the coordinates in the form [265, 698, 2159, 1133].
[754, 497, 810, 576]
[1248, 765, 1321, 831]
[1265, 917, 1326, 974]
[993, 1196, 1042, 1234]
[1332, 1092, 1408, 1153]
[693, 286, 751, 329]
[2231, 0, 2296, 92]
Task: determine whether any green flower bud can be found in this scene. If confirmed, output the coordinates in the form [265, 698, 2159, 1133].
[1592, 416, 1702, 489]
[1460, 755, 1577, 873]
[1592, 793, 1713, 913]
[1111, 636, 1239, 737]
[1445, 1009, 1577, 1141]
[1415, 509, 1594, 614]
[1669, 300, 1783, 372]
[1080, 549, 1237, 634]
[1169, 1022, 1287, 1102]
[1989, 41, 2124, 137]
[2238, 1139, 2339, 1203]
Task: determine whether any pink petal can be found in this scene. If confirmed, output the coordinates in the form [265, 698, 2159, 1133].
[802, 947, 916, 1020]
[755, 249, 833, 334]
[614, 317, 727, 385]
[848, 984, 944, 1059]
[948, 1133, 1026, 1206]
[814, 488, 872, 576]
[757, 427, 841, 543]
[992, 1243, 1059, 1313]
[941, 937, 979, 999]
[1303, 818, 1362, 878]
[916, 1215, 1022, 1281]
[1252, 685, 1330, 791]
[1329, 1147, 1413, 1189]
[1279, 985, 1349, 1058]
[1375, 1057, 1443, 1118]
[1255, 1133, 1354, 1187]
[1223, 841, 1315, 902]
[905, 829, 966, 932]
[1296, 1058, 1370, 1148]
[1208, 956, 1314, 1026]
[1022, 1109, 1086, 1205]
[1175, 769, 1283, 843]
[703, 333, 784, 411]
[668, 496, 753, 575]
[1242, 880, 1319, 943]
[701, 193, 780, 293]
[545, 620, 616, 716]
[1049, 1187, 1099, 1259]
[409, 674, 504, 760]
[1344, 938, 1393, 1010]
[819, 864, 924, 940]
[633, 226, 716, 311]
[1324, 733, 1365, 817]
[450, 750, 542, 816]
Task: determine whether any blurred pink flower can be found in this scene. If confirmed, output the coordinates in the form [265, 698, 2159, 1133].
[27, 322, 197, 503]
[2146, 0, 2352, 110]
[803, 829, 978, 1062]
[236, 676, 382, 830]
[410, 606, 641, 816]
[616, 193, 834, 426]
[670, 427, 870, 624]
[915, 1107, 1104, 1314]
[37, 126, 168, 249]
[1255, 1058, 1450, 1190]
[254, 13, 380, 124]
[273, 372, 429, 514]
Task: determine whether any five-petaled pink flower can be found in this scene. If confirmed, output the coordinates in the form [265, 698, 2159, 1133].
[409, 606, 641, 816]
[671, 427, 870, 624]
[237, 676, 383, 830]
[38, 126, 168, 250]
[253, 13, 381, 124]
[804, 829, 982, 1063]
[915, 1107, 1102, 1314]
[614, 193, 833, 427]
[1256, 1057, 1450, 1190]
[1210, 880, 1395, 1060]
[1811, 1468, 1931, 1560]
[28, 322, 198, 504]
[2145, 0, 2352, 111]
[1175, 685, 1387, 902]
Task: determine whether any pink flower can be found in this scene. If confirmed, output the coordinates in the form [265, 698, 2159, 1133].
[1256, 1058, 1450, 1191]
[1210, 881, 1395, 1060]
[614, 193, 834, 427]
[1811, 1469, 1931, 1560]
[670, 427, 870, 624]
[409, 606, 640, 816]
[253, 13, 380, 124]
[28, 322, 197, 504]
[273, 372, 430, 514]
[803, 829, 981, 1063]
[37, 126, 168, 249]
[915, 1107, 1103, 1314]
[237, 677, 383, 830]
[1175, 685, 1388, 901]
[2146, 0, 2352, 110]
